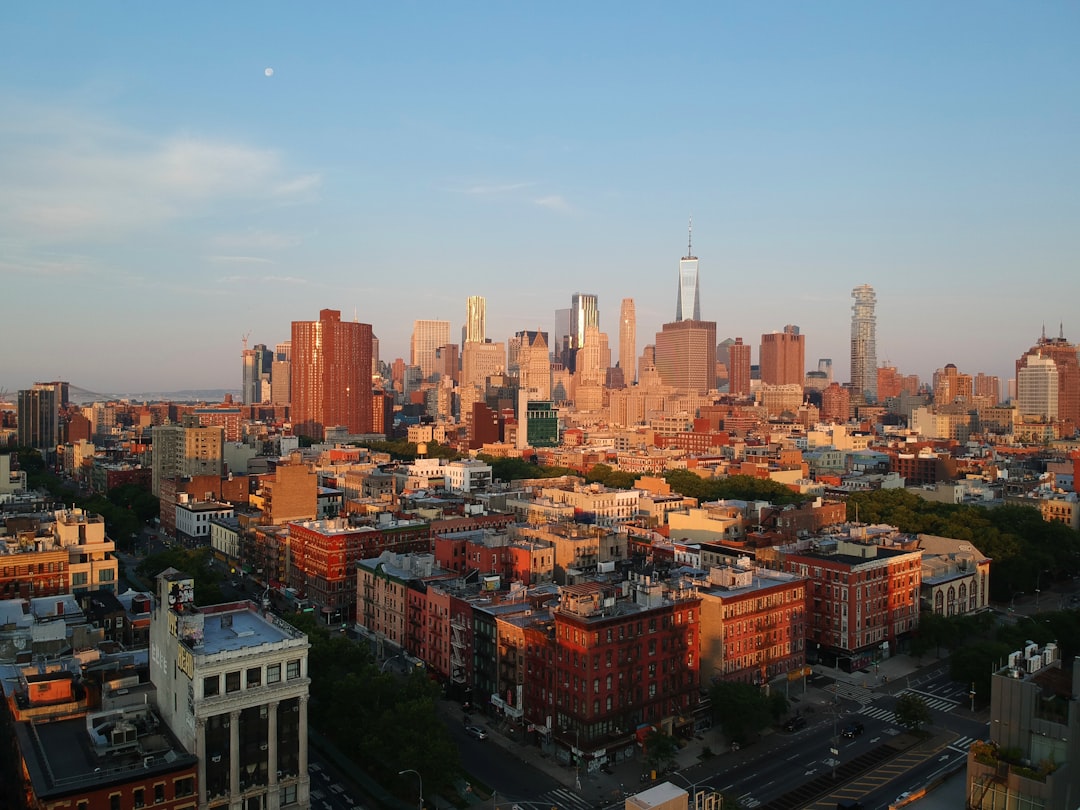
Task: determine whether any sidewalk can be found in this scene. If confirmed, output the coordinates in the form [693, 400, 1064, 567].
[447, 653, 983, 808]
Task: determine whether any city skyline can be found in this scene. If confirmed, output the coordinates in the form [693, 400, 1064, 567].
[2, 4, 1078, 394]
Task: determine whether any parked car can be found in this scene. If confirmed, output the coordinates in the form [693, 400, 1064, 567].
[841, 721, 864, 738]
[465, 725, 488, 740]
[783, 715, 808, 732]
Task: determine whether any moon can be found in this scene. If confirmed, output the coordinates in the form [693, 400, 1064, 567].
[264, 67, 274, 77]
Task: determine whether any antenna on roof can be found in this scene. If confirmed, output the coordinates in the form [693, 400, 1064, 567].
[241, 332, 250, 351]
[687, 215, 693, 257]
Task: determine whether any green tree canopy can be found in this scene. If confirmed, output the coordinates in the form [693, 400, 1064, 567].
[893, 692, 932, 732]
[708, 681, 787, 743]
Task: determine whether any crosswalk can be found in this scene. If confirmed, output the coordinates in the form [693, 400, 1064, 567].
[827, 681, 878, 705]
[900, 688, 959, 713]
[857, 689, 960, 725]
[737, 791, 762, 808]
[537, 787, 595, 810]
[949, 735, 979, 754]
[859, 704, 898, 724]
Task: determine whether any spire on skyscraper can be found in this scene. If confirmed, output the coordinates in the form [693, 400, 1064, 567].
[676, 220, 701, 321]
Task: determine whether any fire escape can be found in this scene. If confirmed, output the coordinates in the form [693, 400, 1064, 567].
[450, 615, 468, 687]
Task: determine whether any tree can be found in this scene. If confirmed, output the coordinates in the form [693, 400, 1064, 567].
[643, 729, 679, 773]
[708, 681, 775, 743]
[893, 692, 931, 733]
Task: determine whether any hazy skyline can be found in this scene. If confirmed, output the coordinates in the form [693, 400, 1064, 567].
[2, 3, 1078, 395]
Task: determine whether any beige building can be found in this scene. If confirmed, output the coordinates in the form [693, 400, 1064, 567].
[152, 415, 225, 496]
[667, 503, 745, 543]
[917, 534, 991, 616]
[653, 320, 717, 394]
[252, 456, 318, 525]
[150, 569, 311, 810]
[50, 507, 119, 595]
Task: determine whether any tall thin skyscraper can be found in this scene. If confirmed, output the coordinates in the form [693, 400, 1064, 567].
[291, 308, 373, 440]
[411, 319, 451, 381]
[619, 298, 637, 384]
[676, 218, 701, 322]
[241, 348, 257, 404]
[570, 294, 599, 350]
[728, 338, 752, 396]
[465, 295, 486, 344]
[850, 284, 878, 404]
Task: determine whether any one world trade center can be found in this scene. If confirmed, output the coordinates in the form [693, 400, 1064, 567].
[676, 217, 700, 321]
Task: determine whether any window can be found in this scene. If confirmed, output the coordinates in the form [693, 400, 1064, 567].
[204, 675, 219, 697]
[99, 569, 115, 582]
[134, 788, 145, 808]
[110, 795, 121, 810]
[280, 785, 298, 805]
[174, 777, 194, 797]
[154, 783, 165, 804]
[225, 671, 241, 693]
[247, 667, 261, 687]
[286, 660, 301, 680]
[73, 572, 88, 586]
[267, 664, 281, 684]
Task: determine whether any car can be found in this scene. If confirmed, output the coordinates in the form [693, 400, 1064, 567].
[465, 725, 488, 740]
[895, 791, 912, 804]
[841, 721, 864, 738]
[783, 715, 807, 732]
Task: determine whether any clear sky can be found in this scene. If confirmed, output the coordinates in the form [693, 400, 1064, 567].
[2, 2, 1078, 396]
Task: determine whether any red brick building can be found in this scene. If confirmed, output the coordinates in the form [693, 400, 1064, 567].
[697, 562, 808, 685]
[287, 516, 430, 623]
[781, 536, 922, 670]
[522, 576, 701, 761]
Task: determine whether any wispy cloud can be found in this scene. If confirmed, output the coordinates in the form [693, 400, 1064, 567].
[214, 273, 310, 285]
[206, 255, 277, 266]
[459, 181, 536, 195]
[534, 194, 572, 213]
[0, 102, 320, 244]
[212, 229, 304, 251]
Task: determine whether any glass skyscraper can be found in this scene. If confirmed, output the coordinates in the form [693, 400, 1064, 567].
[676, 220, 700, 321]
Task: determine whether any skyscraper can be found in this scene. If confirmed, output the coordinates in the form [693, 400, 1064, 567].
[241, 348, 257, 404]
[728, 338, 752, 396]
[570, 293, 599, 351]
[759, 325, 805, 387]
[850, 284, 878, 403]
[465, 296, 486, 344]
[1016, 327, 1080, 426]
[291, 308, 373, 440]
[411, 319, 451, 381]
[675, 218, 701, 322]
[564, 294, 599, 373]
[653, 320, 717, 394]
[1017, 356, 1059, 420]
[17, 384, 59, 452]
[619, 298, 636, 384]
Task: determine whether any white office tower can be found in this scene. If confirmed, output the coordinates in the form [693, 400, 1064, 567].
[150, 569, 311, 809]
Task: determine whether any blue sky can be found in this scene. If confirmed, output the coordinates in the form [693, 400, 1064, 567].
[2, 2, 1078, 395]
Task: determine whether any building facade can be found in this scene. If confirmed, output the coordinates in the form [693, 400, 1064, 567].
[150, 570, 311, 810]
[291, 308, 374, 440]
[850, 284, 878, 404]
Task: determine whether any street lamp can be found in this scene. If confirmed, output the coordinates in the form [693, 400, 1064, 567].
[969, 682, 976, 712]
[399, 768, 422, 810]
